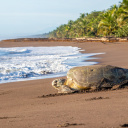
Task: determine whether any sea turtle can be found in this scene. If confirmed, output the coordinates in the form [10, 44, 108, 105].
[52, 65, 128, 93]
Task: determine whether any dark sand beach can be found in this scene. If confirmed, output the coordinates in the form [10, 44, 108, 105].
[0, 40, 128, 128]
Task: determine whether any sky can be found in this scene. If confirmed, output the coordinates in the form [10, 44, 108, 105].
[0, 0, 121, 39]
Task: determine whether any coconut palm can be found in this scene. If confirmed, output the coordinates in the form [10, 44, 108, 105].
[98, 5, 119, 36]
[49, 0, 127, 38]
[78, 13, 89, 36]
[118, 0, 128, 23]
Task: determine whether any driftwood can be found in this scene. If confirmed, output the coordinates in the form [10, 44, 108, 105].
[2, 37, 128, 43]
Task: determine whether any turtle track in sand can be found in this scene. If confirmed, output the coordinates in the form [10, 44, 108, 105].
[38, 86, 128, 98]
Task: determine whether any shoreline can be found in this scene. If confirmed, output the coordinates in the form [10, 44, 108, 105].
[0, 41, 128, 128]
[1, 40, 128, 68]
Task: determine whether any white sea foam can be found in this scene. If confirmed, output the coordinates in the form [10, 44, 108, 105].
[0, 46, 104, 83]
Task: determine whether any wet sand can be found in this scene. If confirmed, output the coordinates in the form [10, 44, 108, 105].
[0, 41, 128, 128]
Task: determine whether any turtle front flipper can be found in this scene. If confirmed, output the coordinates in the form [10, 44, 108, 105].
[58, 85, 76, 93]
[98, 78, 113, 89]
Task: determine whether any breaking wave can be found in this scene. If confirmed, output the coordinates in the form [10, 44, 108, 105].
[0, 46, 104, 83]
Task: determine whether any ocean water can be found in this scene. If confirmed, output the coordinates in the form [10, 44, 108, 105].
[0, 35, 22, 41]
[0, 46, 104, 83]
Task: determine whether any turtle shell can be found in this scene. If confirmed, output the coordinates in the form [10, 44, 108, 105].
[67, 65, 128, 89]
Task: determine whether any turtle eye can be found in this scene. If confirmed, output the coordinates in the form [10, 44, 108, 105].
[54, 80, 57, 84]
[52, 79, 58, 87]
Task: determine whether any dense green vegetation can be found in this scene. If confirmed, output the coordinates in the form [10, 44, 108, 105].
[49, 0, 128, 38]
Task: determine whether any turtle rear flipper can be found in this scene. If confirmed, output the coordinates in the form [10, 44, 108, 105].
[111, 80, 128, 90]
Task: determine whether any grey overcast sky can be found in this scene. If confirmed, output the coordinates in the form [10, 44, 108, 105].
[0, 0, 121, 39]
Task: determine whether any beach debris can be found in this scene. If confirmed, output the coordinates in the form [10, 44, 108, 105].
[121, 124, 128, 127]
[2, 37, 128, 43]
[0, 117, 17, 120]
[85, 96, 109, 101]
[52, 65, 128, 93]
[57, 123, 85, 127]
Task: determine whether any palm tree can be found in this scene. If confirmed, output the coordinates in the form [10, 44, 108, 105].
[120, 0, 128, 9]
[49, 1, 128, 38]
[118, 0, 128, 24]
[98, 5, 119, 36]
[78, 13, 89, 36]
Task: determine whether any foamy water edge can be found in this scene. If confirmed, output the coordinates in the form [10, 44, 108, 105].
[0, 46, 105, 84]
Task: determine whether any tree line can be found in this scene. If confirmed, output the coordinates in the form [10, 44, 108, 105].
[49, 0, 128, 38]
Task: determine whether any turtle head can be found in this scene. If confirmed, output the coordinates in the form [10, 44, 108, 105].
[52, 79, 66, 90]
